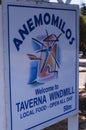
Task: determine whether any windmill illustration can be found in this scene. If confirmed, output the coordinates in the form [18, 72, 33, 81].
[27, 31, 62, 84]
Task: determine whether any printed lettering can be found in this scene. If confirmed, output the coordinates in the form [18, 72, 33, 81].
[13, 13, 75, 51]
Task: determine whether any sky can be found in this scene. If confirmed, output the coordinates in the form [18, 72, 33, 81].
[49, 0, 86, 6]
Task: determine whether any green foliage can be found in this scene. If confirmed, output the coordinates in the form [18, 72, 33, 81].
[80, 5, 86, 55]
[81, 4, 86, 16]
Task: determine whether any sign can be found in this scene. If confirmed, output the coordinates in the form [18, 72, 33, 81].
[2, 1, 79, 130]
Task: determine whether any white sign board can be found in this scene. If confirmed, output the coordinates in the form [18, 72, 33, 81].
[2, 1, 79, 130]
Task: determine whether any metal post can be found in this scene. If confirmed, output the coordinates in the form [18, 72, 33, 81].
[68, 114, 78, 130]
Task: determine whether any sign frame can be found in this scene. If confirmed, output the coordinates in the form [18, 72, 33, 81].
[2, 1, 79, 130]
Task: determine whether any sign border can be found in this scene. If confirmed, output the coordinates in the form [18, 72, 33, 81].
[6, 3, 79, 130]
